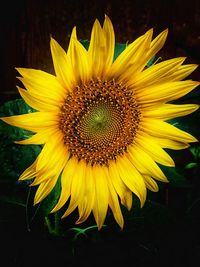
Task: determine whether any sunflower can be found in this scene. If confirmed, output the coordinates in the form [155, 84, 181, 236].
[1, 16, 199, 229]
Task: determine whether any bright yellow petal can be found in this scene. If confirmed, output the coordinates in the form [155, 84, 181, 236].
[62, 160, 86, 218]
[20, 133, 68, 187]
[116, 155, 147, 207]
[51, 157, 77, 213]
[106, 168, 124, 229]
[88, 19, 105, 77]
[68, 34, 90, 84]
[145, 29, 168, 64]
[108, 161, 132, 210]
[18, 87, 60, 112]
[19, 157, 38, 180]
[108, 29, 153, 81]
[127, 145, 168, 182]
[151, 137, 189, 150]
[167, 64, 198, 82]
[102, 15, 115, 73]
[137, 80, 199, 104]
[50, 37, 75, 90]
[131, 57, 186, 89]
[1, 112, 59, 133]
[92, 165, 109, 230]
[76, 164, 95, 224]
[135, 133, 175, 167]
[15, 127, 56, 145]
[143, 103, 199, 120]
[88, 15, 115, 78]
[32, 145, 69, 186]
[141, 119, 198, 143]
[34, 177, 58, 204]
[35, 131, 68, 174]
[16, 68, 66, 101]
[147, 64, 198, 84]
[143, 175, 159, 192]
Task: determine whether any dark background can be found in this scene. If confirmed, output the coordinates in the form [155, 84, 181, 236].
[0, 0, 200, 266]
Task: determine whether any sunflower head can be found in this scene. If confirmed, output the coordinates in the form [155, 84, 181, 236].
[1, 15, 199, 230]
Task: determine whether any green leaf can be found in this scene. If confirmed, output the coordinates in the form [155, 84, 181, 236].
[113, 43, 127, 61]
[79, 39, 89, 50]
[146, 55, 156, 67]
[162, 166, 192, 188]
[185, 162, 198, 169]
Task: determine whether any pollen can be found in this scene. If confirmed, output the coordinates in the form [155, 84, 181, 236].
[59, 79, 141, 165]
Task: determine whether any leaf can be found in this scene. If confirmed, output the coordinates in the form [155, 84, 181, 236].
[185, 162, 198, 169]
[146, 55, 156, 67]
[113, 43, 127, 61]
[79, 39, 89, 50]
[162, 166, 192, 188]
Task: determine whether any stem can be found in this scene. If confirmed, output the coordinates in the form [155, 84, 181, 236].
[44, 212, 61, 236]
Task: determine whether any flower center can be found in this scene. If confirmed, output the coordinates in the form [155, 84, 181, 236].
[77, 98, 124, 148]
[59, 79, 141, 166]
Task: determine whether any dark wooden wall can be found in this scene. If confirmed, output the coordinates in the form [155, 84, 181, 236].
[1, 0, 200, 104]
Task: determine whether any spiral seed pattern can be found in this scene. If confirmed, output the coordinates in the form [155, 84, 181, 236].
[59, 79, 141, 166]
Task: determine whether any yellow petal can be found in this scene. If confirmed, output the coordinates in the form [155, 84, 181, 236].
[141, 119, 198, 143]
[34, 177, 58, 204]
[168, 64, 198, 82]
[151, 137, 189, 150]
[18, 87, 60, 112]
[137, 80, 199, 104]
[92, 165, 109, 230]
[127, 145, 168, 182]
[106, 169, 124, 229]
[16, 68, 66, 101]
[62, 160, 86, 218]
[131, 57, 186, 89]
[147, 64, 198, 84]
[116, 155, 147, 207]
[50, 37, 75, 90]
[32, 144, 69, 186]
[68, 34, 90, 84]
[108, 29, 153, 81]
[1, 112, 59, 133]
[102, 15, 115, 73]
[88, 15, 115, 78]
[135, 133, 175, 167]
[76, 164, 95, 224]
[145, 29, 168, 64]
[51, 157, 77, 213]
[143, 175, 159, 192]
[15, 127, 56, 145]
[143, 103, 199, 120]
[108, 161, 132, 210]
[36, 131, 68, 173]
[88, 19, 105, 77]
[19, 157, 38, 180]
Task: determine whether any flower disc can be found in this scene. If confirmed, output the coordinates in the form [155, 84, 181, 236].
[60, 79, 141, 165]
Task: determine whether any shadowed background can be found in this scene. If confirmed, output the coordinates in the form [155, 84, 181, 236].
[1, 0, 200, 104]
[0, 0, 200, 266]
